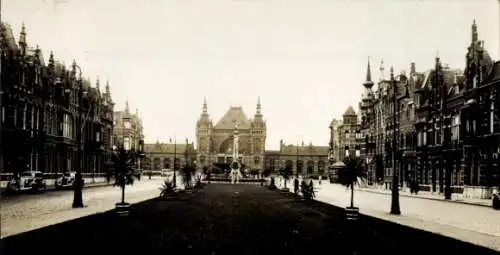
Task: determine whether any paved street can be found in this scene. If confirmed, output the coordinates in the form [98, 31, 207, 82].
[275, 178, 500, 251]
[1, 178, 165, 238]
[4, 183, 499, 255]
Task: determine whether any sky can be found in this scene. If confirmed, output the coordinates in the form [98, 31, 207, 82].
[3, 0, 499, 150]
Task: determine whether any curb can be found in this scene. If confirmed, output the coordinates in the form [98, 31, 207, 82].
[0, 182, 113, 199]
[358, 188, 492, 208]
[0, 179, 161, 199]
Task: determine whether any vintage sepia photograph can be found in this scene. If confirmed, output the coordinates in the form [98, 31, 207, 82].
[1, 0, 500, 254]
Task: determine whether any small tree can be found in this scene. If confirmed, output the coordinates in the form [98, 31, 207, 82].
[159, 180, 176, 199]
[105, 146, 137, 205]
[280, 164, 293, 190]
[338, 156, 365, 208]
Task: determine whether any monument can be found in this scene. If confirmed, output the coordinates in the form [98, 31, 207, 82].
[230, 122, 243, 183]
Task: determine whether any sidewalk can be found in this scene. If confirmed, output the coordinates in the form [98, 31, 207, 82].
[357, 186, 492, 208]
[269, 177, 492, 208]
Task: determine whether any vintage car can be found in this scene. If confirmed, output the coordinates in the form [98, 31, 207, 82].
[493, 192, 500, 210]
[7, 171, 47, 192]
[55, 171, 85, 189]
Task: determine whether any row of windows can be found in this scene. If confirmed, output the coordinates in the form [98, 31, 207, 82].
[417, 115, 461, 146]
[1, 104, 109, 141]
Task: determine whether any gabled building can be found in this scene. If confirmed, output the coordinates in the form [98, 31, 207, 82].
[460, 20, 500, 199]
[266, 140, 328, 177]
[1, 23, 114, 177]
[414, 57, 464, 196]
[143, 139, 196, 172]
[337, 106, 361, 162]
[113, 100, 143, 151]
[196, 98, 266, 171]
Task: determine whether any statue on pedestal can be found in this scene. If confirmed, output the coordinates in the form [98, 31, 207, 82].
[230, 121, 242, 184]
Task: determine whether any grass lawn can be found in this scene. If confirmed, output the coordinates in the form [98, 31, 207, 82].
[2, 184, 498, 255]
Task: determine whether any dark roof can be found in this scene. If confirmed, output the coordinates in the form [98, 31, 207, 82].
[214, 106, 251, 130]
[486, 61, 500, 83]
[145, 142, 194, 154]
[343, 106, 356, 116]
[280, 144, 329, 156]
[1, 23, 19, 51]
[421, 68, 463, 90]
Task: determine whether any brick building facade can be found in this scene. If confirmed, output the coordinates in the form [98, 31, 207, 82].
[196, 98, 266, 171]
[357, 20, 500, 199]
[264, 140, 329, 177]
[1, 23, 114, 177]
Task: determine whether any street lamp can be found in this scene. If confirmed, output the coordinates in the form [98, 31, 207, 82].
[72, 64, 90, 208]
[172, 136, 177, 188]
[390, 66, 401, 215]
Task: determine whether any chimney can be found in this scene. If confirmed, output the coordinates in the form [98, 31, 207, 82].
[410, 62, 416, 74]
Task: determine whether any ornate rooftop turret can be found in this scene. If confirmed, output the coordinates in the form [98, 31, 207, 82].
[363, 57, 374, 89]
[19, 23, 27, 55]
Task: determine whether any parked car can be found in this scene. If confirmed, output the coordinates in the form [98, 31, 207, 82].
[493, 192, 500, 210]
[55, 171, 85, 189]
[7, 171, 47, 192]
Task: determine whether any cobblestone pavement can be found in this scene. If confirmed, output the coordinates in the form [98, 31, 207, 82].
[1, 178, 165, 238]
[274, 178, 500, 251]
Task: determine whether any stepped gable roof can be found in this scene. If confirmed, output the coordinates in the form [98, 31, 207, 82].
[214, 106, 251, 130]
[343, 106, 356, 116]
[144, 142, 193, 154]
[421, 68, 463, 90]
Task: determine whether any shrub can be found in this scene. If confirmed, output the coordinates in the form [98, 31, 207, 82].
[302, 180, 315, 200]
[159, 180, 176, 198]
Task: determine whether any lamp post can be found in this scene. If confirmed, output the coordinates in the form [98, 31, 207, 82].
[71, 64, 90, 209]
[173, 136, 177, 188]
[390, 66, 401, 215]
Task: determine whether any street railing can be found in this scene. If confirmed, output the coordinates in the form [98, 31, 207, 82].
[203, 177, 266, 184]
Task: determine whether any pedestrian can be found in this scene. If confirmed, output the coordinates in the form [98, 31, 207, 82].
[294, 178, 299, 194]
[300, 179, 307, 194]
[318, 176, 322, 185]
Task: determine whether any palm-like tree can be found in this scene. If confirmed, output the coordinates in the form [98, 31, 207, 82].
[181, 164, 196, 189]
[339, 156, 365, 208]
[105, 146, 137, 205]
